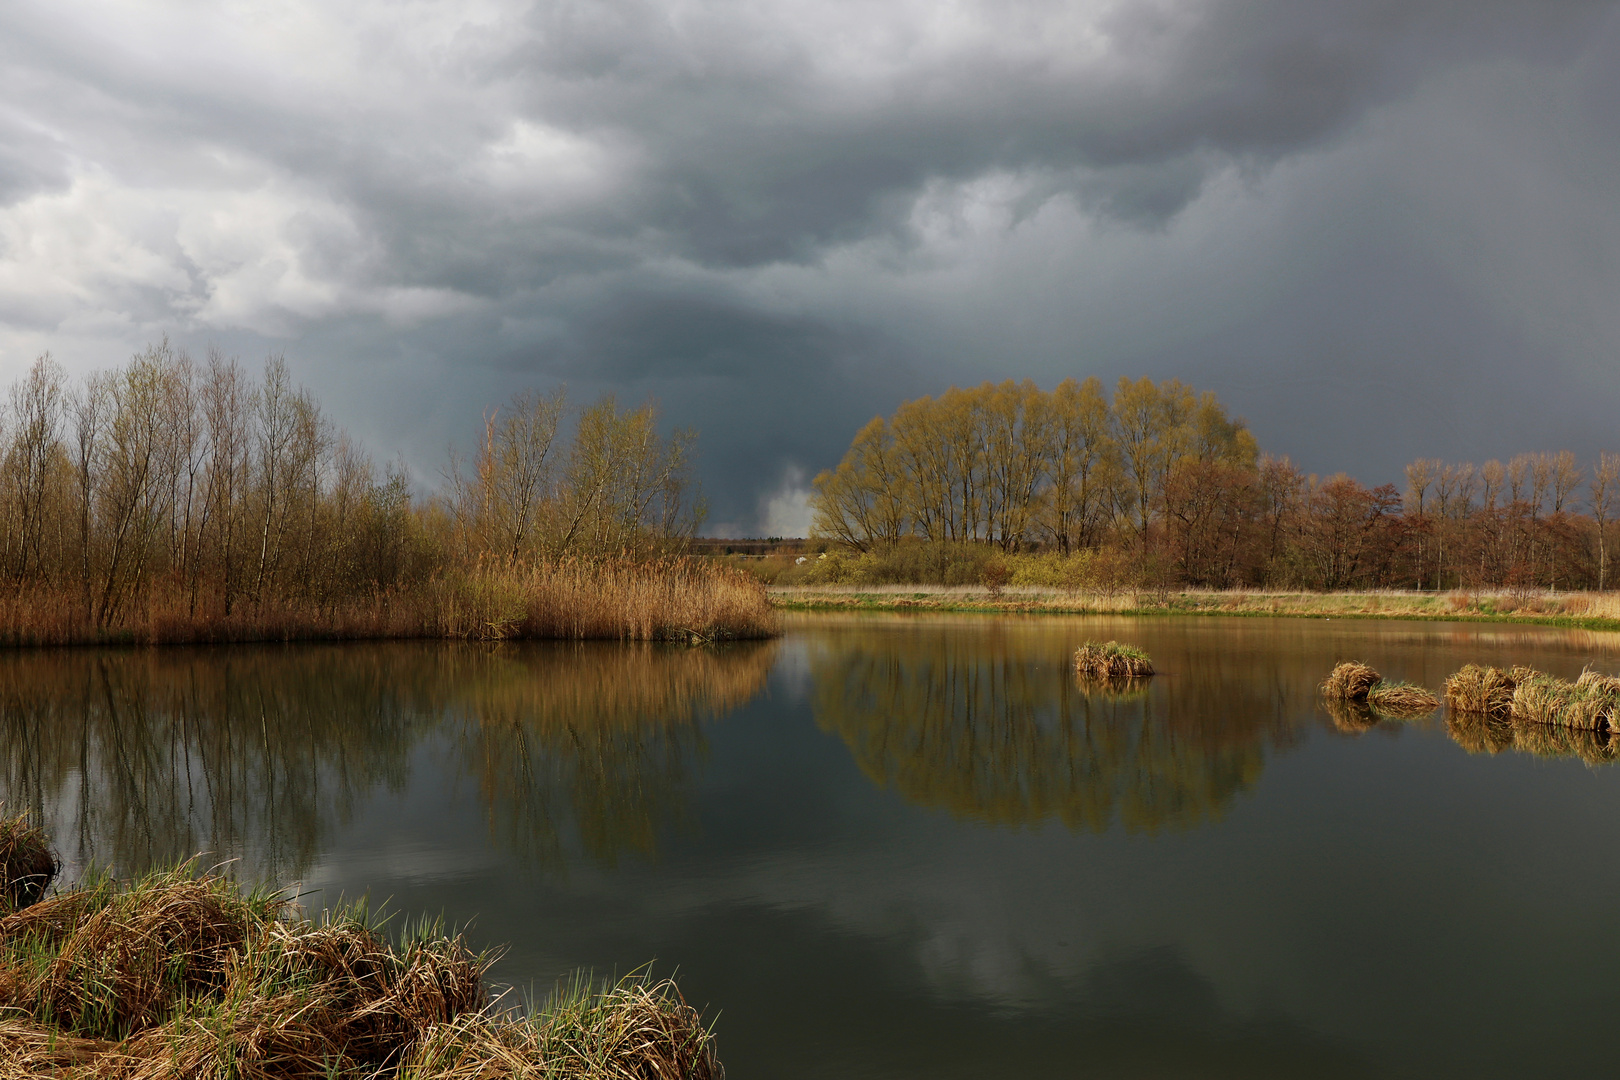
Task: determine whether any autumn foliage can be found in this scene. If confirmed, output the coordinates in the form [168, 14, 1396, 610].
[811, 376, 1620, 592]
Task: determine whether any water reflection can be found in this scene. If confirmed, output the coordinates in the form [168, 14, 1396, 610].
[1446, 711, 1618, 765]
[0, 643, 775, 879]
[808, 621, 1305, 832]
[436, 645, 773, 867]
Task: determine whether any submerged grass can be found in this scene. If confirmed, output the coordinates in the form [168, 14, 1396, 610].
[0, 836, 722, 1079]
[1073, 641, 1154, 680]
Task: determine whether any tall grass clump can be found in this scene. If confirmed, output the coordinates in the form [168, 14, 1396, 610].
[1444, 665, 1521, 719]
[1509, 668, 1620, 732]
[1365, 681, 1441, 718]
[1320, 662, 1381, 702]
[0, 862, 723, 1078]
[0, 813, 56, 911]
[1320, 662, 1439, 718]
[1074, 641, 1154, 679]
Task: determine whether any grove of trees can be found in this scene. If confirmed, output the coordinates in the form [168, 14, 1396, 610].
[0, 343, 703, 633]
[811, 376, 1620, 592]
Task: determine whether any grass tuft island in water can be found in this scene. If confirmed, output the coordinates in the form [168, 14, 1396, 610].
[0, 816, 723, 1079]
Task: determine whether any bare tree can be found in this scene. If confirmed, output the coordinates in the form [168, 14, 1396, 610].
[1593, 454, 1620, 591]
[6, 355, 66, 585]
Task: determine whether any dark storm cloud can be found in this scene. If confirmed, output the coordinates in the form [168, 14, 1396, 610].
[0, 0, 1617, 529]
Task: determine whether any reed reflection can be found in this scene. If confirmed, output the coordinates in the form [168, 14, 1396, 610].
[436, 643, 776, 867]
[0, 642, 774, 880]
[1445, 711, 1618, 766]
[809, 623, 1305, 832]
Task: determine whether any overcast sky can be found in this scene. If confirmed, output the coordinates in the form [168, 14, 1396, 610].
[2, 0, 1617, 534]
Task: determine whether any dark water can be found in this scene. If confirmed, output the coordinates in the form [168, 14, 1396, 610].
[5, 613, 1620, 1078]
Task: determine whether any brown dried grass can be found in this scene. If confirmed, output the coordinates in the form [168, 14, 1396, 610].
[1444, 665, 1520, 718]
[404, 974, 723, 1080]
[0, 815, 55, 912]
[1320, 662, 1381, 702]
[1509, 668, 1620, 731]
[0, 557, 777, 648]
[0, 868, 721, 1079]
[1073, 641, 1154, 680]
[1365, 681, 1440, 718]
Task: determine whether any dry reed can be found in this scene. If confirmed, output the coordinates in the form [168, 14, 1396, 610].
[0, 558, 777, 648]
[1444, 665, 1520, 719]
[1319, 662, 1381, 702]
[1509, 668, 1620, 731]
[1073, 641, 1154, 680]
[1443, 663, 1620, 733]
[0, 865, 722, 1079]
[1364, 681, 1441, 718]
[0, 815, 55, 912]
[1319, 663, 1438, 719]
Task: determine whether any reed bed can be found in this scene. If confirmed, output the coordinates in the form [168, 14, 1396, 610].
[1445, 664, 1620, 732]
[1319, 662, 1439, 718]
[0, 845, 723, 1078]
[0, 558, 776, 647]
[1510, 669, 1620, 731]
[1073, 641, 1154, 680]
[1443, 665, 1522, 719]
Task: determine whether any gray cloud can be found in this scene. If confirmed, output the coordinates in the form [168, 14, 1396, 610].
[0, 0, 1617, 529]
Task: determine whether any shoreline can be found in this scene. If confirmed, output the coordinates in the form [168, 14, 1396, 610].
[768, 586, 1620, 633]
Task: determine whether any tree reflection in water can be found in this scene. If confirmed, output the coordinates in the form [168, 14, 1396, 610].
[810, 622, 1307, 832]
[436, 643, 775, 867]
[0, 642, 775, 881]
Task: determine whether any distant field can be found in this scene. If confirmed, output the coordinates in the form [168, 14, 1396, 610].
[768, 585, 1620, 631]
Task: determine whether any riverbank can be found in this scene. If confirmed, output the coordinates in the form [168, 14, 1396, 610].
[0, 816, 722, 1078]
[770, 585, 1620, 631]
[0, 559, 778, 647]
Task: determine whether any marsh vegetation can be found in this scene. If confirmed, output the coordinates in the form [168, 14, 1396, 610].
[0, 347, 772, 644]
[0, 818, 721, 1079]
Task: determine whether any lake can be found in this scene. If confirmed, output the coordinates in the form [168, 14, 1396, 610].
[4, 612, 1620, 1078]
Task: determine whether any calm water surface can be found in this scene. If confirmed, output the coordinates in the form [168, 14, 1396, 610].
[5, 613, 1620, 1078]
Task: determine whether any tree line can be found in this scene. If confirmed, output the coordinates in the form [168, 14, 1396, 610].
[0, 343, 701, 629]
[810, 376, 1620, 591]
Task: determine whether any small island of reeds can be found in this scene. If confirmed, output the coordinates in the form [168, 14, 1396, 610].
[0, 816, 722, 1079]
[1319, 662, 1440, 718]
[1446, 664, 1620, 733]
[1074, 641, 1154, 680]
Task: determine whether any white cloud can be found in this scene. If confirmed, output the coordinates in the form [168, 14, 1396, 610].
[760, 465, 815, 537]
